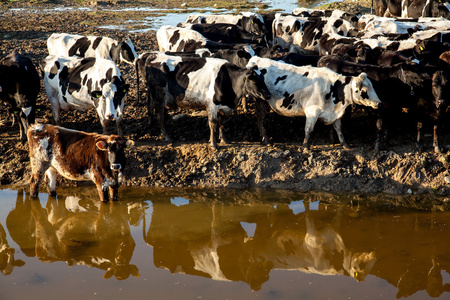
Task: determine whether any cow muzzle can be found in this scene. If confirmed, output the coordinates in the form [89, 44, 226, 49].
[106, 113, 116, 120]
[111, 163, 122, 170]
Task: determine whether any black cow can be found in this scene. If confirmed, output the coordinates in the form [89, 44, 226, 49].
[144, 54, 271, 149]
[0, 51, 40, 141]
[318, 55, 437, 152]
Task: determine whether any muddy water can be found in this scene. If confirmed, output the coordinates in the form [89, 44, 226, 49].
[1, 187, 450, 300]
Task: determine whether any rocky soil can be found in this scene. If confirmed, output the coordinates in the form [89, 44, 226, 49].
[2, 0, 450, 199]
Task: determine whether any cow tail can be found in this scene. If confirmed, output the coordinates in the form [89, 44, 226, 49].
[371, 0, 373, 15]
[135, 57, 140, 103]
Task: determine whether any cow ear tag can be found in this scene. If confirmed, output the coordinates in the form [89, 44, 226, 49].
[126, 140, 135, 149]
[420, 46, 424, 51]
[96, 141, 108, 151]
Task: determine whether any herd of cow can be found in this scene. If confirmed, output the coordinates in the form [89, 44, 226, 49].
[1, 2, 450, 202]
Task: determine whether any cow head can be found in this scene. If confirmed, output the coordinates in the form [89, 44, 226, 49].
[243, 67, 271, 102]
[350, 73, 381, 109]
[239, 13, 267, 36]
[95, 136, 134, 188]
[91, 78, 129, 121]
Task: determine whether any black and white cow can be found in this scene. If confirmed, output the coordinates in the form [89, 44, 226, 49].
[156, 25, 259, 53]
[41, 56, 129, 136]
[144, 53, 272, 149]
[47, 33, 138, 65]
[0, 51, 40, 141]
[272, 14, 358, 54]
[177, 22, 267, 46]
[184, 12, 267, 36]
[135, 49, 213, 101]
[246, 56, 381, 149]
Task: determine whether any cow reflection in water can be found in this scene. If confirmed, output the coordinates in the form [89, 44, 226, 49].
[144, 199, 376, 290]
[0, 222, 25, 275]
[31, 195, 139, 280]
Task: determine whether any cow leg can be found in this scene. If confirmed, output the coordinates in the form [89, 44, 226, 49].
[149, 85, 172, 142]
[255, 100, 271, 145]
[116, 117, 124, 137]
[109, 187, 119, 201]
[101, 118, 111, 135]
[416, 121, 424, 152]
[30, 171, 45, 198]
[208, 118, 219, 150]
[433, 123, 442, 153]
[44, 167, 58, 197]
[374, 117, 385, 152]
[96, 184, 109, 203]
[18, 114, 28, 142]
[333, 119, 351, 150]
[30, 165, 48, 198]
[303, 116, 319, 150]
[241, 96, 248, 113]
[218, 114, 228, 145]
[48, 95, 61, 126]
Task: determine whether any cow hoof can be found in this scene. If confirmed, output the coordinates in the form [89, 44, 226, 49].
[49, 191, 57, 197]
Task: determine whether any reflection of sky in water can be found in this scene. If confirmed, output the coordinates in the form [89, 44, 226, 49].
[10, 0, 341, 32]
[96, 0, 341, 32]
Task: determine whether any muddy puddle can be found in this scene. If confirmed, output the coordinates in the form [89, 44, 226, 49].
[1, 186, 449, 300]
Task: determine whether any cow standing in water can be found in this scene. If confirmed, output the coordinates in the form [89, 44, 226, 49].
[28, 123, 133, 203]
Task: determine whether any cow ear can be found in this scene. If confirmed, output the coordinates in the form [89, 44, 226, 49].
[353, 74, 364, 90]
[91, 91, 102, 99]
[126, 140, 134, 149]
[96, 140, 108, 151]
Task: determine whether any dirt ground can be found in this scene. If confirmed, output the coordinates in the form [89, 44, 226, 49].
[2, 0, 450, 199]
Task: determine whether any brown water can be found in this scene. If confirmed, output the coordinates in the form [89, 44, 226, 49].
[1, 186, 450, 300]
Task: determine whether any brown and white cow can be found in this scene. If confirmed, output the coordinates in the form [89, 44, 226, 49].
[28, 123, 133, 202]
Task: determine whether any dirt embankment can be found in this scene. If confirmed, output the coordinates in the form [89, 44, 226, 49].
[1, 0, 450, 197]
